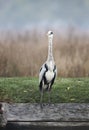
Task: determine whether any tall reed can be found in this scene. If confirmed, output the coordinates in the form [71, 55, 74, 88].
[0, 28, 89, 77]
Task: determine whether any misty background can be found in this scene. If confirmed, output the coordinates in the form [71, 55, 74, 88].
[0, 0, 89, 77]
[0, 0, 89, 30]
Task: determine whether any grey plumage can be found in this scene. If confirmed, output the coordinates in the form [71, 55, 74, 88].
[39, 31, 57, 108]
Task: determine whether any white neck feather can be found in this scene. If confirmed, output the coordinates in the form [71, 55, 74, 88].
[47, 36, 54, 61]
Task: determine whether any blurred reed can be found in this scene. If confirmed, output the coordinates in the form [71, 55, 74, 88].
[0, 28, 89, 77]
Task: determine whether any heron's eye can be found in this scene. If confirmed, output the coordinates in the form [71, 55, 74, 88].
[50, 32, 53, 35]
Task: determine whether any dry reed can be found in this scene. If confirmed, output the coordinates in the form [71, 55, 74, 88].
[0, 28, 89, 77]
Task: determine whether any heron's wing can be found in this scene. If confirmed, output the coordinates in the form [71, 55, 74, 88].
[39, 63, 46, 83]
[53, 64, 57, 77]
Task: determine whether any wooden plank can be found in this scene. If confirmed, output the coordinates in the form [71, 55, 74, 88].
[6, 103, 89, 122]
[1, 103, 89, 129]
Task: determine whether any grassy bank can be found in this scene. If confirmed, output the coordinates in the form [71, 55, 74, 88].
[0, 77, 89, 103]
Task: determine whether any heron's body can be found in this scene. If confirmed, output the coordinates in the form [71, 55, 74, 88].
[39, 61, 56, 91]
[39, 31, 57, 108]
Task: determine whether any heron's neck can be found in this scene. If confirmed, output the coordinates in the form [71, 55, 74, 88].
[47, 37, 54, 61]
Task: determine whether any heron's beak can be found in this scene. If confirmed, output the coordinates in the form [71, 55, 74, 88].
[47, 33, 48, 36]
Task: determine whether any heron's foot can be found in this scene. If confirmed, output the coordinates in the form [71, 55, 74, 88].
[40, 103, 44, 109]
[48, 99, 51, 105]
[47, 102, 51, 107]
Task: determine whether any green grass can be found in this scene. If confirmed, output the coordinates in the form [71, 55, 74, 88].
[0, 77, 89, 103]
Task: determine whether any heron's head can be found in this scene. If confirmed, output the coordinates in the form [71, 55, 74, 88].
[47, 31, 53, 39]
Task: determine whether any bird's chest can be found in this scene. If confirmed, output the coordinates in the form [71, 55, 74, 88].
[45, 70, 54, 83]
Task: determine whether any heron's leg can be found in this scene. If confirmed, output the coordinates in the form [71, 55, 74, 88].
[48, 90, 51, 105]
[48, 84, 51, 104]
[40, 91, 43, 109]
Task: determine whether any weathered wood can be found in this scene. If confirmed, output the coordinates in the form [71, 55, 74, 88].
[1, 103, 89, 129]
[6, 103, 89, 122]
[0, 103, 7, 127]
[6, 122, 89, 130]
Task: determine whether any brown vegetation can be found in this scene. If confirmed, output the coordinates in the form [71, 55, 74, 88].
[0, 28, 89, 77]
